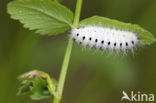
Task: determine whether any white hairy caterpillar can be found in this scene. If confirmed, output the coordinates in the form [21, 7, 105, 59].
[70, 26, 139, 53]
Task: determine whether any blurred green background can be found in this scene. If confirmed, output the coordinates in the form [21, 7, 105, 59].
[1, 0, 156, 103]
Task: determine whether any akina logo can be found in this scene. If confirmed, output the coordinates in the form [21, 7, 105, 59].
[121, 91, 155, 102]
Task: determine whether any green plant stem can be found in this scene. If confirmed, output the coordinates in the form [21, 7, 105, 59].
[53, 39, 73, 103]
[73, 0, 83, 28]
[53, 0, 83, 103]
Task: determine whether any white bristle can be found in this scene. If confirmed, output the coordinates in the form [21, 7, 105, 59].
[70, 26, 139, 53]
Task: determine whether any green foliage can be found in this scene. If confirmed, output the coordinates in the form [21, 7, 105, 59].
[7, 0, 73, 35]
[17, 79, 32, 96]
[30, 77, 51, 100]
[79, 16, 156, 45]
[17, 70, 57, 100]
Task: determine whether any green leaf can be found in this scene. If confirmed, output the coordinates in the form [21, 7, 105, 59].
[17, 70, 57, 100]
[30, 76, 51, 100]
[7, 0, 73, 35]
[17, 79, 32, 96]
[79, 16, 156, 45]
